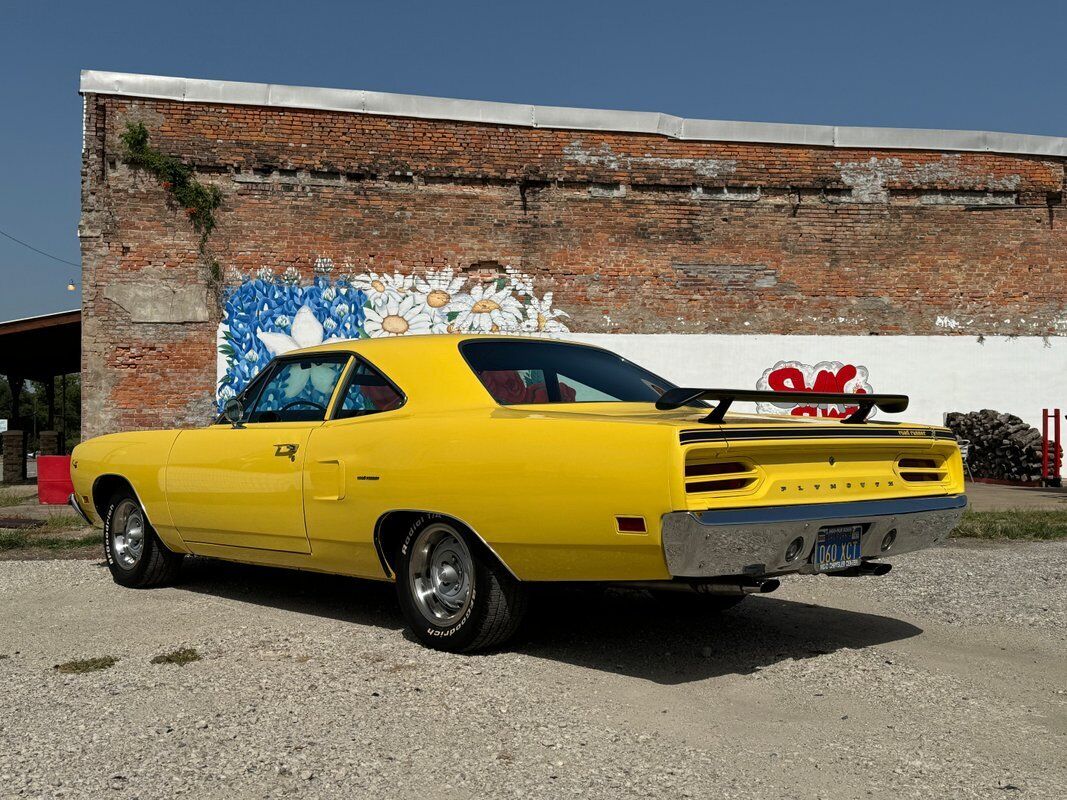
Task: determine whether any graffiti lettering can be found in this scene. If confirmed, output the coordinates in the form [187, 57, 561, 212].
[756, 361, 872, 418]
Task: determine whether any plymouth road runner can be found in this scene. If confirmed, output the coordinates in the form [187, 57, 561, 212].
[69, 336, 966, 652]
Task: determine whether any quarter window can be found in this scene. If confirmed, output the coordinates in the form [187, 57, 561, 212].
[336, 359, 405, 418]
[246, 355, 349, 423]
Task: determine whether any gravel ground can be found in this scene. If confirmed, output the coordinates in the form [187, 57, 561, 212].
[0, 540, 1064, 800]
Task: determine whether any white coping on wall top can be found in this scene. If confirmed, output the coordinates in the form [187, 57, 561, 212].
[80, 70, 1067, 159]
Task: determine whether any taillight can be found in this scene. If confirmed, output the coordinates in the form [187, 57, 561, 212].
[685, 461, 748, 477]
[686, 478, 752, 492]
[684, 460, 757, 494]
[897, 456, 947, 482]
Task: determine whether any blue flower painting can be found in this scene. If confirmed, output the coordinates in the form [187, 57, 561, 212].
[216, 272, 368, 408]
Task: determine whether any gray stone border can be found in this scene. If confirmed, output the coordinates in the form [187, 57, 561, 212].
[80, 70, 1067, 158]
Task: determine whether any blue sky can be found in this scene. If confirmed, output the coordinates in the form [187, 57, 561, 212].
[1, 0, 1065, 320]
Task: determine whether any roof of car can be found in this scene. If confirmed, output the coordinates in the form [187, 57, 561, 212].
[302, 332, 491, 351]
[299, 333, 597, 359]
[295, 334, 603, 410]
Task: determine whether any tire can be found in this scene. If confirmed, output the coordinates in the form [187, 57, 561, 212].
[395, 516, 527, 653]
[103, 489, 183, 588]
[654, 589, 747, 614]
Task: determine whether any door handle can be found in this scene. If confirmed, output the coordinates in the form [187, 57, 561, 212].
[274, 443, 299, 461]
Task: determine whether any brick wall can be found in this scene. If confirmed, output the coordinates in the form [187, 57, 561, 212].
[79, 94, 1067, 437]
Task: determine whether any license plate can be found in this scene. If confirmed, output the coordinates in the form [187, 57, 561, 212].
[814, 524, 863, 572]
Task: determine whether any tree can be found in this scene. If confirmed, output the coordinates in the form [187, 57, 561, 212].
[25, 375, 81, 453]
[0, 377, 11, 422]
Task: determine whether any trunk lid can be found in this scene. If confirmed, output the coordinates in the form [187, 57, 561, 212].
[498, 402, 964, 510]
[677, 415, 963, 510]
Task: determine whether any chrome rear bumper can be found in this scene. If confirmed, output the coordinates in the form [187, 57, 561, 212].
[661, 495, 967, 578]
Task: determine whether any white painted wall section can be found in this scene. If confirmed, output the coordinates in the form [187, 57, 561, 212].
[565, 334, 1063, 429]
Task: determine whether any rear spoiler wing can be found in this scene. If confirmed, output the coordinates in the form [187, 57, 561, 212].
[655, 388, 909, 424]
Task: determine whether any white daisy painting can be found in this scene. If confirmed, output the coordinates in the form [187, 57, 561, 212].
[521, 292, 569, 335]
[364, 294, 437, 338]
[448, 283, 525, 333]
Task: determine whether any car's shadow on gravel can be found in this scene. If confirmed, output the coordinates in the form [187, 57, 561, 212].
[175, 558, 404, 630]
[515, 586, 923, 685]
[174, 560, 920, 685]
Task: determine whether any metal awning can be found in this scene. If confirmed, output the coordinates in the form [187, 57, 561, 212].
[0, 309, 81, 381]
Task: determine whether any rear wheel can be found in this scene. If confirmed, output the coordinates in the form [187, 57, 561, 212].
[395, 516, 527, 652]
[103, 490, 183, 588]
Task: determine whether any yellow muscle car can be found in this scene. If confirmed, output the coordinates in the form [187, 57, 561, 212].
[69, 335, 966, 652]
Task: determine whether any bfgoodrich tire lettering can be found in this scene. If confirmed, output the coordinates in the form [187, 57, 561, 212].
[103, 489, 183, 588]
[396, 516, 527, 653]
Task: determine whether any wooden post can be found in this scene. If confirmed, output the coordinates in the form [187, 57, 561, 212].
[60, 373, 67, 455]
[46, 377, 55, 431]
[6, 374, 23, 432]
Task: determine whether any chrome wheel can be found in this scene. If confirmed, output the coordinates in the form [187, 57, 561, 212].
[110, 498, 145, 569]
[408, 524, 474, 625]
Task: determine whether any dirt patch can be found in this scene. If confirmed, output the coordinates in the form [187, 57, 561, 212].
[53, 655, 118, 674]
[150, 647, 201, 666]
[0, 511, 97, 560]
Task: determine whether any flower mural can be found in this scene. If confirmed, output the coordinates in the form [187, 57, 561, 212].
[449, 283, 525, 333]
[363, 294, 438, 337]
[217, 262, 569, 406]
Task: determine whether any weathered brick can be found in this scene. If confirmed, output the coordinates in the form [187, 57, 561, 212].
[79, 95, 1067, 436]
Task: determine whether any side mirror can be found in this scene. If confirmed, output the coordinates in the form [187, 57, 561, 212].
[223, 397, 245, 428]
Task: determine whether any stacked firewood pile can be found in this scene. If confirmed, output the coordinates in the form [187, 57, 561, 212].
[945, 410, 1053, 482]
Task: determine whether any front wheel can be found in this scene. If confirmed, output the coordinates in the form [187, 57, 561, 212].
[103, 490, 183, 588]
[396, 517, 527, 652]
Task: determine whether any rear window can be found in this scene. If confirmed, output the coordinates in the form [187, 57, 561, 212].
[461, 340, 674, 405]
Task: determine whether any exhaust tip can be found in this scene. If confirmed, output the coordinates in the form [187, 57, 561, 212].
[694, 577, 781, 595]
[881, 529, 897, 552]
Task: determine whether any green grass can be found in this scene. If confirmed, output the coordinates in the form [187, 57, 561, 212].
[0, 530, 29, 551]
[0, 490, 26, 508]
[0, 529, 97, 552]
[150, 647, 201, 666]
[54, 656, 117, 674]
[36, 534, 99, 550]
[955, 510, 1067, 541]
[36, 514, 89, 533]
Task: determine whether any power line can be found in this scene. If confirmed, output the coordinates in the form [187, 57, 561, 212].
[0, 226, 80, 269]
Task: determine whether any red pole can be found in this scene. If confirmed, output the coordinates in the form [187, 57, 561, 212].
[1043, 409, 1050, 483]
[1056, 409, 1063, 485]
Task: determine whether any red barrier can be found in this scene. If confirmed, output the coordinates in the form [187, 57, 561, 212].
[37, 455, 74, 505]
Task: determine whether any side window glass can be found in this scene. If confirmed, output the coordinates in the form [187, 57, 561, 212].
[247, 357, 348, 423]
[462, 340, 675, 405]
[337, 360, 404, 418]
[477, 369, 546, 403]
[556, 374, 616, 402]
